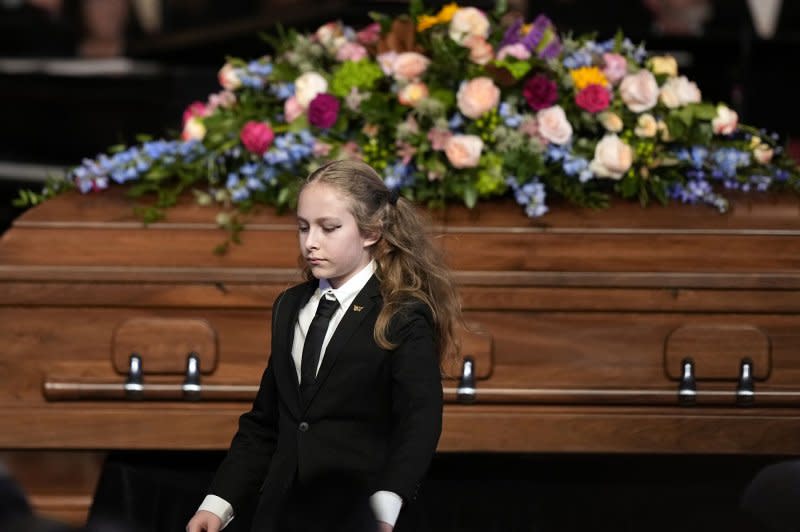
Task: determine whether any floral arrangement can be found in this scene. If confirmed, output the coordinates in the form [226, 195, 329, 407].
[20, 0, 799, 251]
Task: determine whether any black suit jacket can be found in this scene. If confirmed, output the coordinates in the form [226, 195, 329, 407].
[209, 275, 443, 531]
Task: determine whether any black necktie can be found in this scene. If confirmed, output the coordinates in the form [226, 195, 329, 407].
[300, 295, 339, 402]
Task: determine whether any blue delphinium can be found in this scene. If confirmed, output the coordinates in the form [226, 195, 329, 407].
[507, 176, 548, 217]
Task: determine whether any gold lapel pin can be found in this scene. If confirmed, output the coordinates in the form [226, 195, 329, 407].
[353, 305, 363, 312]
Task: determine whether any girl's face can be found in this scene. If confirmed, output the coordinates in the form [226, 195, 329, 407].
[297, 182, 378, 288]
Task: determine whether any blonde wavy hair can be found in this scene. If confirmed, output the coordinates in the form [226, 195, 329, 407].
[300, 159, 462, 366]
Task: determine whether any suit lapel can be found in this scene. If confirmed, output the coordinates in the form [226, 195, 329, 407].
[274, 281, 316, 418]
[304, 275, 381, 409]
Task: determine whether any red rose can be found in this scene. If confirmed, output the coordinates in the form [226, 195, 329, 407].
[239, 121, 275, 155]
[523, 74, 558, 111]
[575, 84, 611, 113]
[308, 93, 340, 129]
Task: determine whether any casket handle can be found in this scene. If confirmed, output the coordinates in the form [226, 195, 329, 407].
[736, 358, 755, 406]
[182, 352, 202, 400]
[123, 353, 144, 399]
[456, 356, 477, 403]
[677, 357, 696, 406]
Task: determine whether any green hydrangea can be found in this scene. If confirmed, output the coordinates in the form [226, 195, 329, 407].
[330, 60, 384, 98]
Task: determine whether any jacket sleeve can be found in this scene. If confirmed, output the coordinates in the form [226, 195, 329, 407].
[208, 291, 285, 511]
[378, 301, 443, 501]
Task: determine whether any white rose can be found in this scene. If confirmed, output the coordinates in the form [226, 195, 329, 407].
[181, 116, 206, 141]
[217, 63, 241, 91]
[449, 7, 490, 45]
[294, 72, 329, 109]
[712, 104, 738, 135]
[536, 105, 573, 145]
[589, 134, 633, 179]
[619, 70, 659, 113]
[634, 113, 658, 137]
[660, 76, 701, 108]
[444, 134, 484, 168]
[599, 112, 623, 133]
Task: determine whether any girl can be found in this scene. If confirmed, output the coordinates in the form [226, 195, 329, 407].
[187, 159, 462, 532]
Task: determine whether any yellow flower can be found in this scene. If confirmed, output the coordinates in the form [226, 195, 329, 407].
[521, 23, 531, 35]
[417, 15, 439, 32]
[437, 3, 459, 23]
[570, 67, 608, 91]
[650, 55, 678, 77]
[417, 3, 459, 32]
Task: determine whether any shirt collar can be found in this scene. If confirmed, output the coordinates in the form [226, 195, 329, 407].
[318, 260, 375, 305]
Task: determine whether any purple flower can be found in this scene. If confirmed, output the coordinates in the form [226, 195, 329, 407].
[308, 93, 340, 129]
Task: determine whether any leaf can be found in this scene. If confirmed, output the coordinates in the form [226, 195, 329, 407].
[463, 185, 478, 209]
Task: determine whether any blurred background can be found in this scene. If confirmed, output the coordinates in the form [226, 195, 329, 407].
[1, 0, 798, 233]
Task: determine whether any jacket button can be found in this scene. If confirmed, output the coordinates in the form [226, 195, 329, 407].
[298, 421, 309, 432]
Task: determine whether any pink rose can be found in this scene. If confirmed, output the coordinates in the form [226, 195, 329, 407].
[465, 35, 494, 65]
[308, 93, 340, 128]
[284, 96, 303, 123]
[313, 140, 332, 157]
[336, 42, 368, 62]
[523, 74, 558, 111]
[602, 53, 628, 84]
[456, 77, 500, 119]
[575, 84, 611, 113]
[356, 22, 381, 45]
[240, 121, 274, 155]
[497, 43, 531, 61]
[712, 105, 738, 135]
[182, 101, 208, 126]
[444, 134, 484, 168]
[207, 90, 236, 112]
[536, 105, 573, 145]
[619, 70, 659, 113]
[392, 52, 430, 82]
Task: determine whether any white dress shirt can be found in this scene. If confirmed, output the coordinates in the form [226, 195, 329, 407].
[198, 260, 403, 528]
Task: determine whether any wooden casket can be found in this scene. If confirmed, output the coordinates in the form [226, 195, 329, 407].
[2, 188, 800, 523]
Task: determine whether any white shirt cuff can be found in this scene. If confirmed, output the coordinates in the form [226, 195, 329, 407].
[198, 494, 235, 530]
[369, 490, 403, 527]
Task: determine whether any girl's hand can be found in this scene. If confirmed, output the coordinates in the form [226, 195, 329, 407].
[186, 510, 223, 532]
[377, 521, 393, 532]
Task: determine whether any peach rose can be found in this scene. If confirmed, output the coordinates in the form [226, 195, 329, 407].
[398, 82, 429, 106]
[602, 53, 628, 85]
[754, 144, 774, 164]
[536, 105, 573, 145]
[634, 113, 657, 137]
[650, 55, 678, 77]
[598, 111, 623, 133]
[589, 134, 633, 179]
[456, 77, 500, 119]
[449, 7, 490, 45]
[619, 70, 659, 113]
[217, 63, 241, 91]
[444, 134, 484, 168]
[712, 104, 738, 135]
[294, 72, 328, 109]
[659, 76, 701, 109]
[392, 52, 430, 82]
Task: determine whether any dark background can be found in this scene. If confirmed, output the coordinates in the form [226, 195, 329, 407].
[1, 0, 799, 233]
